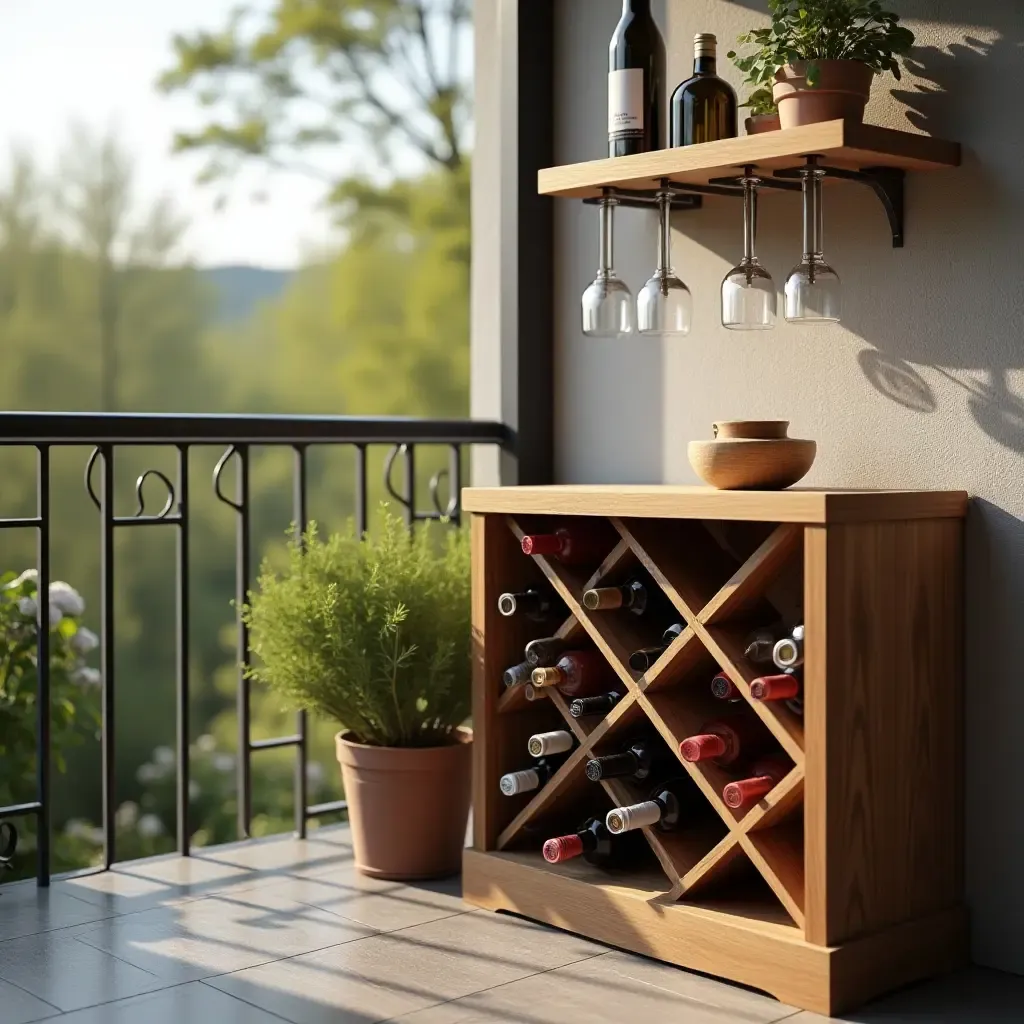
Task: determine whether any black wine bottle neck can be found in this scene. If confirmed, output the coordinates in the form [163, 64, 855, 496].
[623, 0, 651, 14]
[694, 56, 717, 75]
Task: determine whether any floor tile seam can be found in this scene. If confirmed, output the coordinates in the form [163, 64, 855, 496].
[285, 898, 470, 932]
[67, 930, 167, 979]
[192, 979, 298, 1023]
[0, 971, 64, 1015]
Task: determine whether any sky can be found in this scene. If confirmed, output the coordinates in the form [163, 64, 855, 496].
[0, 0, 345, 268]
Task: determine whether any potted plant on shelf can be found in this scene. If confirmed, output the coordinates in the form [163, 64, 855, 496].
[741, 87, 780, 135]
[243, 509, 472, 880]
[728, 0, 915, 130]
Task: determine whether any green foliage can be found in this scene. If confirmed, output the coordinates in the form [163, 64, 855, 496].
[741, 88, 778, 117]
[244, 508, 470, 748]
[0, 571, 100, 809]
[728, 0, 915, 91]
[158, 0, 472, 201]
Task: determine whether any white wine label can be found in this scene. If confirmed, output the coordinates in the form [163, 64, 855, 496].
[608, 68, 644, 138]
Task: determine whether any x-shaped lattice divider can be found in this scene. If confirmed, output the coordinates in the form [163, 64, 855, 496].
[497, 514, 808, 930]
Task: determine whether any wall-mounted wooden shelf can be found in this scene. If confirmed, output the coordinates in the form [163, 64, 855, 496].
[463, 485, 968, 1016]
[538, 120, 961, 199]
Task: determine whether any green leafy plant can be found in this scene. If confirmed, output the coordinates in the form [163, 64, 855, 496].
[728, 0, 915, 90]
[243, 508, 471, 748]
[741, 88, 778, 117]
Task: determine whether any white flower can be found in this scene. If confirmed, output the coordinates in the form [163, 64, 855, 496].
[17, 596, 36, 617]
[305, 761, 325, 786]
[6, 568, 37, 589]
[115, 802, 139, 829]
[71, 666, 101, 688]
[213, 753, 235, 773]
[71, 627, 99, 654]
[48, 604, 62, 627]
[49, 581, 85, 617]
[153, 746, 175, 768]
[195, 734, 216, 754]
[137, 814, 165, 838]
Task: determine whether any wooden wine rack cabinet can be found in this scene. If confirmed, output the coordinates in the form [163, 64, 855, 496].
[462, 485, 968, 1016]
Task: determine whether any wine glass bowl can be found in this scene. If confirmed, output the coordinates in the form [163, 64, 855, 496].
[784, 258, 842, 324]
[583, 274, 635, 337]
[637, 270, 692, 335]
[722, 261, 775, 331]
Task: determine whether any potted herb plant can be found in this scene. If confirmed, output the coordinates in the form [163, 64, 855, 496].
[742, 88, 780, 135]
[243, 510, 471, 880]
[728, 0, 915, 130]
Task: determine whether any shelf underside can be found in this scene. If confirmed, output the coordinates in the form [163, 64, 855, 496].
[538, 120, 960, 199]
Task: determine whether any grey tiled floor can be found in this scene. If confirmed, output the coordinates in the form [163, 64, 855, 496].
[0, 827, 1019, 1023]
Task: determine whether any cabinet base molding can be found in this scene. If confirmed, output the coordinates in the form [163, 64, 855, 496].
[463, 849, 968, 1016]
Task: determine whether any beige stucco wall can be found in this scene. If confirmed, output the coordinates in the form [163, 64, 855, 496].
[552, 0, 1024, 973]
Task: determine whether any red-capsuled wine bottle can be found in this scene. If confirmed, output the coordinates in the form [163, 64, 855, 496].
[499, 756, 565, 797]
[679, 715, 769, 767]
[605, 777, 702, 834]
[722, 756, 790, 810]
[530, 650, 615, 698]
[750, 673, 802, 702]
[543, 816, 646, 868]
[521, 522, 611, 566]
[710, 672, 743, 702]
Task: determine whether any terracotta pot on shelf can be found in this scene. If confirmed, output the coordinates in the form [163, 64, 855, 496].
[745, 113, 781, 135]
[336, 727, 472, 880]
[688, 420, 816, 491]
[773, 60, 873, 129]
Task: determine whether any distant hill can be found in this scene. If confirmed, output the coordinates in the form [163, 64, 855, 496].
[202, 265, 293, 324]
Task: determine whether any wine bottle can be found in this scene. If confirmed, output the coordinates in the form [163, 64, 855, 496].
[773, 625, 805, 669]
[627, 623, 684, 672]
[710, 672, 743, 702]
[722, 756, 790, 810]
[585, 737, 668, 782]
[569, 690, 623, 718]
[521, 522, 611, 566]
[669, 33, 737, 147]
[531, 650, 615, 698]
[527, 730, 574, 758]
[605, 777, 700, 834]
[583, 579, 650, 615]
[502, 661, 533, 689]
[744, 626, 784, 665]
[500, 756, 564, 797]
[524, 636, 569, 668]
[497, 585, 558, 622]
[608, 0, 666, 158]
[543, 816, 645, 868]
[750, 673, 801, 702]
[679, 715, 769, 767]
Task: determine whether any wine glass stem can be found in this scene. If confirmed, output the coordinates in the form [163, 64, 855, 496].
[802, 169, 824, 260]
[656, 192, 672, 274]
[599, 196, 616, 275]
[743, 182, 758, 263]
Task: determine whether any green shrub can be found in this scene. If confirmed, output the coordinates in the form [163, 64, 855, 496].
[243, 508, 470, 748]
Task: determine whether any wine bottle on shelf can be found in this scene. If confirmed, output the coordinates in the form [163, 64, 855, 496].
[527, 730, 574, 758]
[608, 0, 666, 158]
[710, 672, 743, 702]
[543, 816, 645, 868]
[669, 33, 737, 147]
[722, 756, 791, 811]
[524, 636, 569, 668]
[750, 673, 801, 702]
[531, 650, 615, 698]
[569, 690, 624, 718]
[584, 578, 658, 617]
[497, 585, 559, 622]
[744, 625, 785, 665]
[521, 522, 611, 566]
[500, 756, 565, 797]
[679, 715, 769, 767]
[585, 737, 669, 782]
[503, 661, 533, 690]
[627, 623, 684, 672]
[773, 625, 805, 669]
[605, 777, 701, 834]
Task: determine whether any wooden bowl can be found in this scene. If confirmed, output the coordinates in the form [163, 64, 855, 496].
[688, 421, 816, 490]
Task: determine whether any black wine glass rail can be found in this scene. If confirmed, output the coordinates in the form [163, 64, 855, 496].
[0, 412, 513, 886]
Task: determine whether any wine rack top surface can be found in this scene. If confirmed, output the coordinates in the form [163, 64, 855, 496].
[538, 120, 961, 199]
[462, 484, 968, 523]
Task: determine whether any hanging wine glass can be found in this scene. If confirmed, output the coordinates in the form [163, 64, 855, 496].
[582, 191, 633, 337]
[637, 185, 692, 336]
[721, 168, 776, 331]
[785, 157, 841, 324]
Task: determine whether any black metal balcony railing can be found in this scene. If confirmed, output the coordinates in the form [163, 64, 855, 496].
[0, 412, 513, 886]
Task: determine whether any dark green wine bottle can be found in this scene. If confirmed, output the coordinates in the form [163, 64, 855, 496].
[669, 33, 737, 147]
[608, 0, 666, 157]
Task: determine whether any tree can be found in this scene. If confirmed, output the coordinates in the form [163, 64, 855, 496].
[158, 0, 472, 203]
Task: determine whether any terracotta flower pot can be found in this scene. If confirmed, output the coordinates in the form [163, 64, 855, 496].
[773, 60, 874, 129]
[745, 113, 781, 135]
[336, 727, 472, 880]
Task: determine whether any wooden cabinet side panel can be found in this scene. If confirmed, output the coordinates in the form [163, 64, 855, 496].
[810, 520, 964, 945]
